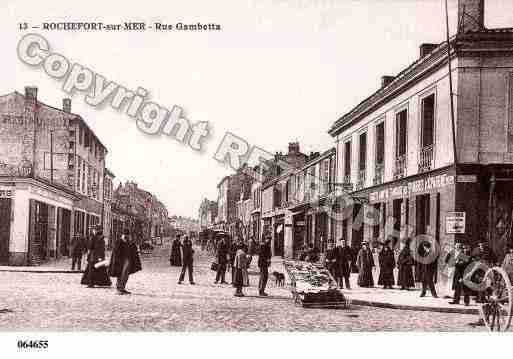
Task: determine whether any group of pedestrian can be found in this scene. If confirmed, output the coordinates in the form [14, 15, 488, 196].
[212, 233, 272, 297]
[325, 240, 353, 289]
[79, 225, 142, 295]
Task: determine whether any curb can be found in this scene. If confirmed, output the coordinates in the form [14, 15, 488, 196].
[350, 298, 478, 315]
[0, 268, 81, 274]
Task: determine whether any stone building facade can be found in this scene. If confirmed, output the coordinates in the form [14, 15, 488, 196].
[0, 87, 107, 265]
[328, 0, 513, 294]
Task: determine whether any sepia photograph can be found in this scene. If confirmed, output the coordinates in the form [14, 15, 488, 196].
[1, 0, 513, 356]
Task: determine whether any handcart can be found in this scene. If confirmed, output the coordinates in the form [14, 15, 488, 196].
[283, 260, 350, 309]
[477, 266, 513, 331]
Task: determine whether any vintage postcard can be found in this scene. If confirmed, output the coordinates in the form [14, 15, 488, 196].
[1, 0, 513, 356]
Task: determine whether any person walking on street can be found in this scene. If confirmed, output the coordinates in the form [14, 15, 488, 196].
[258, 237, 272, 296]
[419, 242, 438, 298]
[397, 240, 415, 290]
[325, 242, 338, 280]
[169, 235, 182, 267]
[81, 226, 111, 288]
[178, 236, 195, 285]
[229, 239, 237, 285]
[336, 240, 352, 289]
[378, 240, 395, 289]
[233, 244, 248, 297]
[108, 229, 142, 295]
[356, 241, 374, 287]
[70, 235, 86, 271]
[215, 234, 229, 284]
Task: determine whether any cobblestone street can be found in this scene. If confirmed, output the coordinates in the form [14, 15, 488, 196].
[0, 244, 484, 331]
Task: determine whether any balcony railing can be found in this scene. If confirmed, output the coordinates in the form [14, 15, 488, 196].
[356, 169, 366, 190]
[374, 163, 384, 185]
[418, 145, 433, 173]
[394, 155, 406, 179]
[343, 174, 353, 192]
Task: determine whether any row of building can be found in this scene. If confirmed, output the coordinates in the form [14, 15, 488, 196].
[199, 0, 513, 291]
[0, 87, 171, 266]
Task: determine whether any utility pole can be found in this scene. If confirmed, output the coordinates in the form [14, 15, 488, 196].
[50, 130, 54, 183]
[445, 0, 458, 174]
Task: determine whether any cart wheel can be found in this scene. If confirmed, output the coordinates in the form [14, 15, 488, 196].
[478, 267, 513, 332]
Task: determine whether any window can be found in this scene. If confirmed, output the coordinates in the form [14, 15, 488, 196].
[359, 132, 367, 171]
[375, 122, 385, 165]
[344, 141, 351, 181]
[421, 94, 435, 148]
[81, 161, 86, 193]
[79, 125, 83, 145]
[84, 129, 90, 148]
[77, 157, 82, 191]
[396, 109, 407, 157]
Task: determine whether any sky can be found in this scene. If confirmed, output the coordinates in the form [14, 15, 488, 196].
[2, 0, 512, 218]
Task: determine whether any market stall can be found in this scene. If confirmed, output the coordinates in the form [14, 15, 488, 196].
[284, 260, 350, 309]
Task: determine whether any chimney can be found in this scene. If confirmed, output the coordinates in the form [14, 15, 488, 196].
[381, 76, 395, 88]
[458, 0, 484, 33]
[24, 86, 38, 102]
[419, 43, 438, 58]
[288, 142, 300, 154]
[63, 98, 71, 113]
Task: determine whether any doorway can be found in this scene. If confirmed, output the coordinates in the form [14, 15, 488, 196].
[0, 198, 12, 264]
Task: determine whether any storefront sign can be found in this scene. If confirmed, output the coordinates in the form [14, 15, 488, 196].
[29, 186, 62, 203]
[369, 174, 454, 202]
[0, 188, 14, 198]
[446, 212, 466, 234]
[456, 175, 477, 183]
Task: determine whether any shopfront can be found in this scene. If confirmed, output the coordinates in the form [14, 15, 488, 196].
[0, 187, 14, 265]
[1, 179, 78, 266]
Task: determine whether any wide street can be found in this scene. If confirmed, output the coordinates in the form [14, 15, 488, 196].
[0, 242, 483, 331]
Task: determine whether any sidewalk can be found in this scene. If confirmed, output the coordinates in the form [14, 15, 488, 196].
[272, 258, 478, 315]
[0, 256, 81, 273]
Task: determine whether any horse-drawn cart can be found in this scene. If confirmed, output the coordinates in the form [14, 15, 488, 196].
[284, 260, 350, 309]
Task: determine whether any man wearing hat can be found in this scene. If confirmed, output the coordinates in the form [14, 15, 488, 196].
[109, 229, 142, 295]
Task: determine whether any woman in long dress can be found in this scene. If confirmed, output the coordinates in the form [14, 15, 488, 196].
[81, 227, 111, 287]
[170, 236, 182, 266]
[378, 241, 395, 289]
[397, 241, 415, 290]
[356, 242, 374, 287]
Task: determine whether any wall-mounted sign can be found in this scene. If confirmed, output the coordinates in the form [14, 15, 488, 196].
[370, 174, 454, 202]
[456, 175, 477, 183]
[0, 188, 14, 198]
[295, 220, 306, 226]
[446, 211, 466, 234]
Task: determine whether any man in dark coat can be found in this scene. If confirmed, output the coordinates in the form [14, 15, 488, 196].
[336, 240, 352, 289]
[378, 240, 395, 289]
[70, 235, 86, 271]
[471, 241, 497, 302]
[178, 236, 195, 285]
[229, 239, 238, 285]
[258, 237, 272, 296]
[108, 229, 142, 295]
[325, 243, 338, 280]
[418, 242, 438, 298]
[215, 235, 229, 284]
[448, 243, 472, 305]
